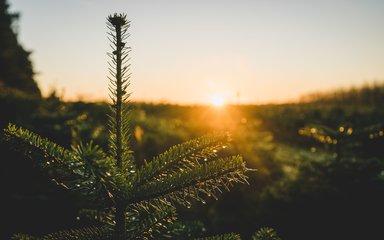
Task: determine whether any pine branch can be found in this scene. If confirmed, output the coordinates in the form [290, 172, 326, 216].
[194, 233, 242, 240]
[4, 124, 125, 205]
[12, 226, 111, 240]
[124, 204, 177, 239]
[161, 221, 206, 239]
[4, 123, 75, 168]
[70, 142, 126, 204]
[136, 133, 230, 185]
[4, 123, 83, 189]
[11, 234, 38, 240]
[128, 155, 248, 206]
[251, 227, 281, 240]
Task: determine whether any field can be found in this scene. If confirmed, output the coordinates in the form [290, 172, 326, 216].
[1, 86, 384, 239]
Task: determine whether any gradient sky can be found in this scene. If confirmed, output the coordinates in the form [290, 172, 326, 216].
[9, 0, 384, 104]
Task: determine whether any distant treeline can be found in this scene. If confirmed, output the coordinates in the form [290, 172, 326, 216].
[300, 82, 384, 106]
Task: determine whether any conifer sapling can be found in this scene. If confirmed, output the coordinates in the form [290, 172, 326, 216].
[4, 13, 250, 239]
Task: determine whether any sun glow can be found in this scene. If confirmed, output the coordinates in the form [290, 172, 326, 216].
[211, 95, 226, 107]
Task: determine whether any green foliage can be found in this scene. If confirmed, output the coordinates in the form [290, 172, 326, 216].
[299, 122, 384, 160]
[251, 227, 281, 240]
[3, 89, 383, 240]
[4, 13, 249, 239]
[10, 234, 37, 240]
[40, 227, 108, 240]
[160, 221, 206, 239]
[195, 233, 241, 240]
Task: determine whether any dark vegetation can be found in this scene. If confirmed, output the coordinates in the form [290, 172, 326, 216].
[2, 84, 383, 239]
[1, 0, 383, 239]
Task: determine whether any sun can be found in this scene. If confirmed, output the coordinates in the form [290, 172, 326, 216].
[211, 95, 226, 107]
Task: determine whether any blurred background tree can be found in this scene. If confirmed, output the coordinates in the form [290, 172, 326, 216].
[0, 0, 40, 97]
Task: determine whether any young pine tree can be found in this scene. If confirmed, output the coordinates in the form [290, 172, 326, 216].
[5, 14, 250, 239]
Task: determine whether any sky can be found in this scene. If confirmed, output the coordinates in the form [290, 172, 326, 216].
[9, 0, 384, 105]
